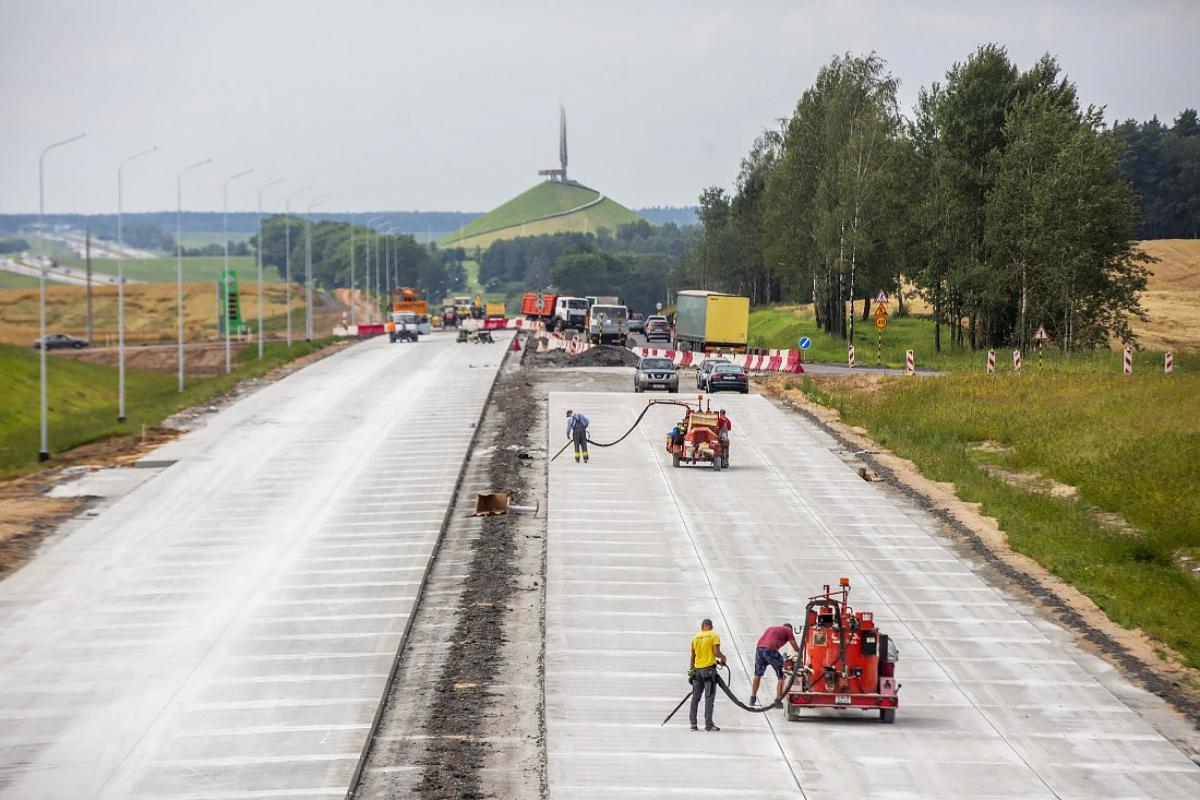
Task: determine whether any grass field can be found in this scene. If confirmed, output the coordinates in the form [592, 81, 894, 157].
[57, 255, 260, 284]
[0, 271, 42, 289]
[1134, 239, 1200, 352]
[0, 282, 305, 346]
[795, 369, 1200, 667]
[0, 338, 334, 477]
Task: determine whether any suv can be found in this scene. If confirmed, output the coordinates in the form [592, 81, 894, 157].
[703, 362, 749, 394]
[634, 356, 678, 393]
[644, 315, 671, 344]
[695, 356, 730, 389]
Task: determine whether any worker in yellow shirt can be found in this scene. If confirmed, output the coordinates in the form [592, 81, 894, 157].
[688, 618, 727, 731]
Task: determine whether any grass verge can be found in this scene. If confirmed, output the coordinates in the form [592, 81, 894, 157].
[797, 369, 1200, 667]
[0, 338, 336, 478]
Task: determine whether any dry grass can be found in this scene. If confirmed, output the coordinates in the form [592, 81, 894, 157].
[0, 282, 304, 346]
[1133, 239, 1200, 352]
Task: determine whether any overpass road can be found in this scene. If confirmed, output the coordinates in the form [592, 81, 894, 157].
[545, 392, 1200, 799]
[0, 332, 510, 799]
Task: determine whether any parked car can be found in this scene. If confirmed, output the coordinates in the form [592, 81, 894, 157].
[32, 333, 88, 350]
[634, 356, 679, 393]
[695, 356, 730, 389]
[627, 313, 646, 333]
[644, 315, 672, 344]
[702, 362, 749, 394]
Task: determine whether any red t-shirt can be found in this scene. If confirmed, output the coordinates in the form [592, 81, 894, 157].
[757, 625, 792, 651]
[718, 416, 731, 432]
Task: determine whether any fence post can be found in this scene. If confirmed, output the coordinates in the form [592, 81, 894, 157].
[848, 345, 856, 368]
[987, 349, 995, 373]
[1165, 351, 1174, 374]
[1013, 349, 1022, 371]
[1124, 347, 1133, 375]
[905, 350, 914, 375]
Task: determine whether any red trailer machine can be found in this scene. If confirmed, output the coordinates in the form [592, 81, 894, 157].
[784, 578, 899, 723]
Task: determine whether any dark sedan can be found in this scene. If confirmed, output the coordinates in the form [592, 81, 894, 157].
[32, 333, 89, 350]
[702, 362, 748, 393]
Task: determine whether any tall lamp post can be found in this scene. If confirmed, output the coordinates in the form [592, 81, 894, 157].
[284, 187, 313, 346]
[223, 169, 254, 373]
[256, 178, 286, 358]
[366, 216, 386, 321]
[305, 194, 331, 341]
[116, 146, 157, 422]
[349, 214, 361, 326]
[176, 158, 211, 392]
[37, 133, 86, 462]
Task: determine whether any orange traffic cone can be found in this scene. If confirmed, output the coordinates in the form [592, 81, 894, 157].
[511, 335, 521, 352]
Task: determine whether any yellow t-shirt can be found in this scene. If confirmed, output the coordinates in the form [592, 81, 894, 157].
[691, 630, 720, 669]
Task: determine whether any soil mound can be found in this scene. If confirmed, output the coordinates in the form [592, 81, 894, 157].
[568, 345, 640, 367]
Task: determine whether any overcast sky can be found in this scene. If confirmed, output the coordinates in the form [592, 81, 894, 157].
[1, 0, 1196, 215]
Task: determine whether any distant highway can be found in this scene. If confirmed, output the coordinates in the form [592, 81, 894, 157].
[0, 256, 129, 286]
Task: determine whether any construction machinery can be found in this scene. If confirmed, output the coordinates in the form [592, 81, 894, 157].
[483, 300, 508, 330]
[784, 578, 899, 723]
[664, 395, 729, 471]
[390, 287, 428, 315]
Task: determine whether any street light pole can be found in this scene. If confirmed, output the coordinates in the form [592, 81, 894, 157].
[366, 216, 385, 321]
[37, 133, 86, 462]
[349, 214, 361, 326]
[223, 169, 254, 374]
[176, 158, 211, 392]
[256, 178, 285, 359]
[305, 194, 331, 341]
[116, 145, 157, 422]
[284, 187, 313, 346]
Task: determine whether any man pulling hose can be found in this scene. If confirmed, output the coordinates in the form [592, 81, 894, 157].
[565, 409, 590, 464]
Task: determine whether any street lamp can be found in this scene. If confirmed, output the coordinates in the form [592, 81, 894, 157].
[37, 132, 86, 462]
[256, 178, 285, 359]
[366, 216, 386, 321]
[349, 214, 362, 326]
[284, 186, 313, 346]
[176, 158, 211, 392]
[223, 169, 254, 374]
[305, 194, 332, 341]
[116, 145, 157, 422]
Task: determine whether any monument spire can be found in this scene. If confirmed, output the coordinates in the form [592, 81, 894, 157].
[538, 106, 570, 183]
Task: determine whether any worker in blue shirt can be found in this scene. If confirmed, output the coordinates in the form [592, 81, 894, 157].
[566, 409, 590, 463]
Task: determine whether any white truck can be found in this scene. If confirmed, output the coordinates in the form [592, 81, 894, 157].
[587, 304, 629, 345]
[553, 296, 589, 332]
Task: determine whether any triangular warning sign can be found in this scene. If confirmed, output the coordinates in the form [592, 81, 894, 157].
[1034, 325, 1049, 342]
[875, 290, 889, 304]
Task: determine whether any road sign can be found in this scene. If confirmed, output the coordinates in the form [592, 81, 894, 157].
[1034, 325, 1049, 342]
[656, 302, 663, 311]
[875, 290, 889, 304]
[874, 315, 887, 330]
[874, 303, 888, 319]
[798, 336, 812, 350]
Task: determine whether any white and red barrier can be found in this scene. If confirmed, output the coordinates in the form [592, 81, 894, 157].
[905, 350, 914, 375]
[1165, 351, 1174, 374]
[848, 345, 856, 368]
[1124, 347, 1133, 375]
[1013, 349, 1022, 371]
[987, 349, 996, 373]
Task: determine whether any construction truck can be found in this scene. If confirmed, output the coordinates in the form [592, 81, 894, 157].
[387, 312, 420, 343]
[587, 303, 629, 345]
[390, 287, 432, 334]
[520, 292, 589, 331]
[483, 300, 508, 330]
[673, 290, 749, 353]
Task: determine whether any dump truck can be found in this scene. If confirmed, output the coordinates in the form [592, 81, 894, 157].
[520, 292, 589, 331]
[390, 287, 429, 315]
[673, 290, 749, 352]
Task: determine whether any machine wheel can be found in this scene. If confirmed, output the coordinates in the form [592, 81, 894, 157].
[786, 704, 800, 722]
[672, 453, 681, 468]
[880, 709, 896, 724]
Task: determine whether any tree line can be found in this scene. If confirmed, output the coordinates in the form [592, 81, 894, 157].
[679, 45, 1193, 351]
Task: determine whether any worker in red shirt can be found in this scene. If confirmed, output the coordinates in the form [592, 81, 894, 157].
[750, 623, 800, 706]
[717, 409, 732, 460]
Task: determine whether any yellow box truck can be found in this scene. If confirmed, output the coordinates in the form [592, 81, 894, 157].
[674, 290, 750, 352]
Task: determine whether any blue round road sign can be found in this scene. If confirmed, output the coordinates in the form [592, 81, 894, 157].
[798, 337, 812, 350]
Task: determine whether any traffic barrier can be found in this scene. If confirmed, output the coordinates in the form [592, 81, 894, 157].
[628, 347, 803, 374]
[1013, 349, 1022, 371]
[848, 345, 856, 368]
[1124, 347, 1132, 375]
[905, 350, 914, 375]
[1165, 351, 1174, 374]
[987, 349, 996, 373]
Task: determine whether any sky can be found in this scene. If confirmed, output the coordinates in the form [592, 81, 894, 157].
[1, 0, 1196, 215]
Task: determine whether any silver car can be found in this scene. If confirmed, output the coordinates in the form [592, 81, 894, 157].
[634, 356, 679, 393]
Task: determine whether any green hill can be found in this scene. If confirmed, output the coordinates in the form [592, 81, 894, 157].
[440, 181, 644, 249]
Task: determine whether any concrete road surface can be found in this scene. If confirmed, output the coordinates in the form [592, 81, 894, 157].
[0, 332, 511, 799]
[546, 392, 1199, 799]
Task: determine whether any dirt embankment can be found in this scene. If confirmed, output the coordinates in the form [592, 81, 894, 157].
[759, 374, 1200, 732]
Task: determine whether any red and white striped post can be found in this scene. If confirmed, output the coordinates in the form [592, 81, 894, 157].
[1123, 347, 1132, 375]
[905, 349, 914, 375]
[1013, 349, 1022, 371]
[848, 345, 856, 368]
[987, 349, 996, 373]
[1165, 351, 1174, 374]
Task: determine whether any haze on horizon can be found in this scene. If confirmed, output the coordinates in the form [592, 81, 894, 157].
[1, 0, 1196, 215]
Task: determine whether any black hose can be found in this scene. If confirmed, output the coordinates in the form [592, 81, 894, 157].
[551, 399, 696, 462]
